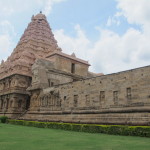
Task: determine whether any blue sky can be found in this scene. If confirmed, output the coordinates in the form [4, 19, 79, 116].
[0, 0, 150, 74]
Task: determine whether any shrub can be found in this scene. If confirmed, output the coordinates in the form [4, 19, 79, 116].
[72, 124, 82, 132]
[62, 123, 72, 131]
[24, 121, 32, 126]
[8, 119, 17, 125]
[82, 124, 106, 133]
[82, 124, 96, 133]
[7, 119, 150, 137]
[0, 116, 8, 123]
[36, 122, 47, 128]
[47, 122, 62, 129]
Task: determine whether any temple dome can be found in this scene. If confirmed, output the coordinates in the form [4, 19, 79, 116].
[32, 12, 46, 20]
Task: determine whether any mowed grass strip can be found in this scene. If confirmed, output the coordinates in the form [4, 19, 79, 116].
[0, 123, 150, 150]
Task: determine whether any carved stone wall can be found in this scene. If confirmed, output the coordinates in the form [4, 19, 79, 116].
[0, 75, 31, 95]
[0, 13, 150, 125]
[29, 89, 61, 112]
[0, 74, 31, 117]
[56, 66, 150, 111]
[46, 52, 90, 77]
[24, 65, 150, 125]
[29, 59, 84, 91]
[0, 94, 29, 113]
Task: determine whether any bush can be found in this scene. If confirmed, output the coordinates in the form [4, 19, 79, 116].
[82, 124, 106, 133]
[72, 124, 82, 132]
[62, 123, 72, 131]
[7, 119, 150, 137]
[0, 116, 8, 123]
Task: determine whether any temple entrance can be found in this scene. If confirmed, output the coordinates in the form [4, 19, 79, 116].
[26, 96, 30, 110]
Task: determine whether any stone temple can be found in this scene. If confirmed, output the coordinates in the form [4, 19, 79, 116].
[0, 13, 150, 125]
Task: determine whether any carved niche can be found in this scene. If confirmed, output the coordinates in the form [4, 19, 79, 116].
[18, 78, 28, 88]
[38, 90, 61, 110]
[0, 82, 4, 91]
[30, 91, 40, 107]
[10, 77, 17, 87]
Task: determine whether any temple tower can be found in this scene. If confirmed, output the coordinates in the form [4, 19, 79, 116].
[0, 12, 61, 117]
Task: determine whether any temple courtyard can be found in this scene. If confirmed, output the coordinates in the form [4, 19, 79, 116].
[0, 123, 150, 150]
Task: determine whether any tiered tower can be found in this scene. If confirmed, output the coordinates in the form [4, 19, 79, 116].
[0, 13, 61, 117]
[0, 13, 60, 79]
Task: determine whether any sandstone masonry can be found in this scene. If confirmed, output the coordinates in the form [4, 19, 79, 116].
[0, 13, 150, 125]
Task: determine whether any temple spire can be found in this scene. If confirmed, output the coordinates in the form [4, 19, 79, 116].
[0, 13, 60, 79]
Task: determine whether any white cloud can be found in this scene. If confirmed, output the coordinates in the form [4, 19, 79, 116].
[0, 20, 16, 61]
[54, 0, 150, 74]
[0, 0, 32, 16]
[0, 0, 66, 16]
[0, 34, 14, 61]
[116, 0, 150, 25]
[38, 0, 67, 16]
[1, 7, 14, 16]
[54, 24, 91, 60]
[106, 16, 120, 27]
[116, 0, 150, 33]
[0, 20, 16, 37]
[54, 23, 150, 74]
[89, 28, 148, 73]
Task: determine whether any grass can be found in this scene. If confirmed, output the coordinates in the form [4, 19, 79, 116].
[0, 123, 150, 150]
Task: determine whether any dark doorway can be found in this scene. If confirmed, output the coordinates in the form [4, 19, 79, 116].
[26, 96, 30, 110]
[71, 63, 75, 74]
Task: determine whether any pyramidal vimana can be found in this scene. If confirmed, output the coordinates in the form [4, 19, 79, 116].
[0, 13, 150, 125]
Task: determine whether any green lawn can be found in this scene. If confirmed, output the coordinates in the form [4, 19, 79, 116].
[0, 123, 150, 150]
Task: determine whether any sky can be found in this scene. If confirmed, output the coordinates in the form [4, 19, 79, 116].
[0, 0, 150, 74]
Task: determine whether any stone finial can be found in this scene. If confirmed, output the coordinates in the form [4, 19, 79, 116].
[56, 47, 62, 51]
[1, 59, 4, 65]
[33, 13, 46, 20]
[7, 57, 10, 62]
[71, 53, 76, 58]
[31, 15, 34, 21]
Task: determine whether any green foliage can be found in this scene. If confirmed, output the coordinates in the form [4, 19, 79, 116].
[72, 124, 82, 132]
[0, 116, 8, 123]
[60, 123, 71, 131]
[82, 124, 106, 133]
[7, 119, 150, 137]
[1, 123, 150, 150]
